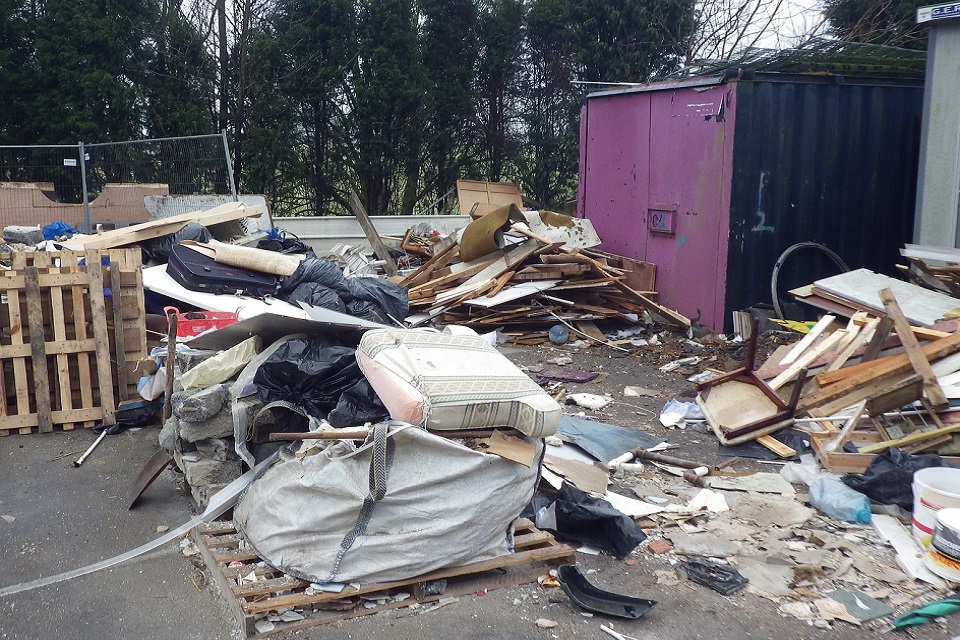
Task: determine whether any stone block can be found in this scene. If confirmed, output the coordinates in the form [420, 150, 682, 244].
[159, 416, 179, 453]
[3, 225, 43, 245]
[173, 384, 229, 422]
[179, 410, 234, 443]
[181, 458, 241, 488]
[194, 437, 238, 462]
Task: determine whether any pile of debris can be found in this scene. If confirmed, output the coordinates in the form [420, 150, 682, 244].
[401, 205, 688, 336]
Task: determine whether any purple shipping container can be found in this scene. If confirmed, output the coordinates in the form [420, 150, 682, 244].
[578, 72, 923, 332]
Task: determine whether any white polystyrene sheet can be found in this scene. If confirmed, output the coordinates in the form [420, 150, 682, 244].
[143, 264, 310, 320]
[464, 280, 560, 308]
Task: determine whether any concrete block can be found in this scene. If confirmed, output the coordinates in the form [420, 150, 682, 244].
[191, 482, 230, 509]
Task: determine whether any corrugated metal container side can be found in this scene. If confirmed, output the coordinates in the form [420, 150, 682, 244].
[726, 74, 924, 324]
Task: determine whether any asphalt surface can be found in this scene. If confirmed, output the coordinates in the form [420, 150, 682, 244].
[1, 337, 957, 640]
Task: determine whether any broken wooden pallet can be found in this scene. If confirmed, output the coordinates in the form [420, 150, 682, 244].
[193, 518, 576, 639]
[0, 248, 146, 435]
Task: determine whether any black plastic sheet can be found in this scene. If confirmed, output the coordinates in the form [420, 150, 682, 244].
[524, 483, 646, 559]
[842, 448, 960, 511]
[140, 223, 211, 261]
[327, 379, 388, 428]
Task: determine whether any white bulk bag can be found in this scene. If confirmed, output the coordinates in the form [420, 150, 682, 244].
[234, 422, 543, 584]
[356, 326, 560, 437]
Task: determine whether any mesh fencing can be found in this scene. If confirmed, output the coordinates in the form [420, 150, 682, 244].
[0, 133, 235, 233]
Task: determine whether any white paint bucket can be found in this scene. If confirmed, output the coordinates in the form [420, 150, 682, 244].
[924, 507, 960, 582]
[912, 467, 960, 545]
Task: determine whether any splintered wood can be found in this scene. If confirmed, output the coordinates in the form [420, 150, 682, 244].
[756, 275, 960, 471]
[0, 249, 146, 435]
[193, 518, 575, 638]
[402, 237, 689, 332]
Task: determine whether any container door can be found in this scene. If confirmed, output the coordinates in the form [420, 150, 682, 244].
[645, 86, 733, 330]
[579, 93, 651, 260]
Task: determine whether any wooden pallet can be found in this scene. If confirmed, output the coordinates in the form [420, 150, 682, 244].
[0, 249, 146, 435]
[193, 518, 576, 638]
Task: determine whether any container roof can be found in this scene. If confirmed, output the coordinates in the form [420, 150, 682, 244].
[583, 39, 926, 100]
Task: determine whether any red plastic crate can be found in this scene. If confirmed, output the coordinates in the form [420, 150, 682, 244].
[164, 306, 238, 337]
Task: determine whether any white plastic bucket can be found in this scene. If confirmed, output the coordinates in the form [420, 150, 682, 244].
[912, 467, 960, 545]
[924, 507, 960, 581]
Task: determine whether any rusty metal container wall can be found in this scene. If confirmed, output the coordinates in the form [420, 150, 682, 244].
[578, 81, 737, 330]
[725, 76, 923, 328]
[579, 74, 923, 332]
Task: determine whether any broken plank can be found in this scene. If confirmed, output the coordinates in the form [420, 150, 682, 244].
[755, 434, 796, 458]
[859, 423, 960, 454]
[347, 192, 398, 277]
[399, 238, 459, 287]
[879, 287, 949, 410]
[610, 282, 689, 328]
[436, 239, 541, 304]
[825, 319, 877, 373]
[769, 329, 846, 391]
[780, 315, 836, 366]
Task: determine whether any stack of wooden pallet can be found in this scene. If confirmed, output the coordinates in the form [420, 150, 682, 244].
[400, 233, 689, 335]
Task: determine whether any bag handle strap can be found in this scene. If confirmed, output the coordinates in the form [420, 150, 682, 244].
[323, 422, 396, 582]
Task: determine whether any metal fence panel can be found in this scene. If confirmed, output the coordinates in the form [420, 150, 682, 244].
[0, 133, 235, 234]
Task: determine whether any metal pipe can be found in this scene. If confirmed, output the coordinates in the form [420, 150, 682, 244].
[73, 430, 108, 467]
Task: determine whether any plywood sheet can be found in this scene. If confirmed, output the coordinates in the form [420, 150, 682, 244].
[813, 269, 960, 327]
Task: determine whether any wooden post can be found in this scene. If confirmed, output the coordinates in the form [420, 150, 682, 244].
[879, 287, 949, 410]
[163, 312, 177, 422]
[347, 192, 398, 277]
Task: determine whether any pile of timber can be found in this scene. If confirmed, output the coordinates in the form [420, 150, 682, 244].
[399, 232, 690, 335]
[898, 244, 960, 297]
[736, 282, 960, 472]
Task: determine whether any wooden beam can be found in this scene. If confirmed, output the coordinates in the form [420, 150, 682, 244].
[59, 202, 263, 251]
[861, 315, 894, 362]
[859, 423, 960, 454]
[879, 287, 949, 410]
[347, 192, 398, 277]
[801, 329, 960, 413]
[780, 315, 836, 366]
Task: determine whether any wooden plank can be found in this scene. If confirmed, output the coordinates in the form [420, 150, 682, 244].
[814, 329, 960, 390]
[825, 318, 877, 372]
[111, 261, 130, 402]
[769, 329, 846, 391]
[780, 315, 836, 366]
[24, 267, 53, 433]
[755, 434, 796, 458]
[86, 253, 116, 426]
[62, 251, 94, 428]
[59, 202, 264, 251]
[859, 423, 960, 454]
[574, 320, 608, 343]
[347, 192, 398, 277]
[7, 253, 31, 431]
[47, 259, 75, 429]
[879, 287, 949, 410]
